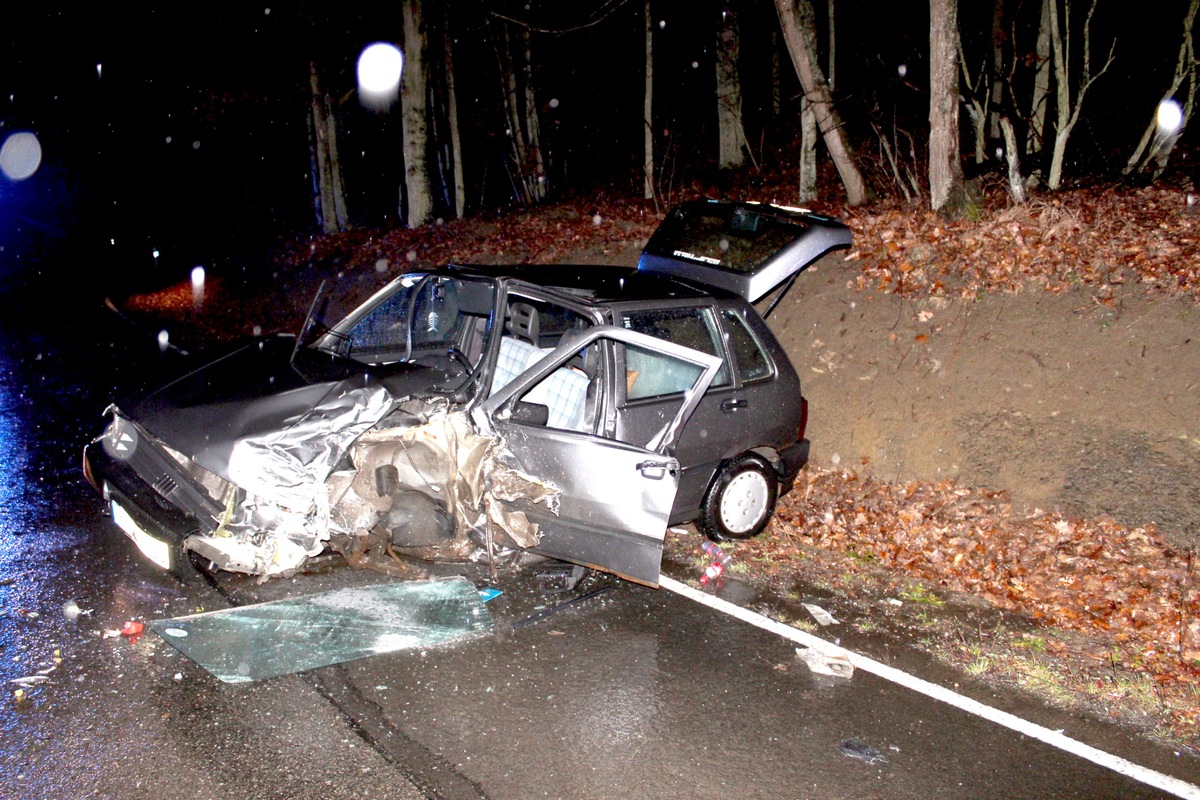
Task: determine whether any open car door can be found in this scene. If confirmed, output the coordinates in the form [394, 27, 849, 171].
[474, 326, 722, 586]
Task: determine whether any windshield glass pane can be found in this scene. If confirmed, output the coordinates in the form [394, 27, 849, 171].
[148, 578, 493, 683]
[312, 274, 496, 369]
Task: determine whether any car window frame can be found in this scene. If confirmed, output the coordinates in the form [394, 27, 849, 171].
[719, 306, 776, 387]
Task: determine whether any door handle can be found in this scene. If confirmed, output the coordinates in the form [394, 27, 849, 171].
[635, 460, 673, 478]
[721, 398, 747, 413]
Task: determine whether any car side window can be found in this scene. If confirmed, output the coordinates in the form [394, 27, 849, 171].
[621, 341, 708, 401]
[722, 309, 773, 383]
[621, 307, 729, 398]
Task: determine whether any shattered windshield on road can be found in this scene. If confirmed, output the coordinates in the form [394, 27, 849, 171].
[306, 273, 499, 371]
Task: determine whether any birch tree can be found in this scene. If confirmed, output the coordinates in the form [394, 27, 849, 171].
[1046, 0, 1115, 190]
[774, 0, 867, 205]
[930, 0, 965, 214]
[1123, 0, 1199, 180]
[716, 3, 749, 169]
[401, 0, 434, 227]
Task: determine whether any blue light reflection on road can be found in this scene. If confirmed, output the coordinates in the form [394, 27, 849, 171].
[0, 359, 38, 557]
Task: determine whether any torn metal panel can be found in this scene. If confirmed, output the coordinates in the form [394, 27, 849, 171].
[342, 407, 560, 556]
[170, 396, 567, 579]
[226, 379, 394, 512]
[149, 577, 493, 683]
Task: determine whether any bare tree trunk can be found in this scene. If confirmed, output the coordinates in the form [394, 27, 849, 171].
[716, 3, 748, 168]
[1000, 116, 1027, 204]
[1123, 0, 1198, 179]
[445, 5, 465, 218]
[987, 0, 1004, 141]
[929, 0, 966, 214]
[775, 0, 867, 205]
[401, 0, 433, 227]
[770, 26, 782, 117]
[644, 0, 655, 200]
[957, 34, 990, 165]
[827, 0, 836, 92]
[500, 25, 529, 201]
[495, 22, 547, 205]
[1046, 0, 1115, 190]
[798, 98, 818, 202]
[872, 120, 920, 202]
[1027, 0, 1052, 156]
[522, 30, 547, 200]
[309, 61, 348, 234]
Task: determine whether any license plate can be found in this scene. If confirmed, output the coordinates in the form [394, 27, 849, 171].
[111, 501, 172, 570]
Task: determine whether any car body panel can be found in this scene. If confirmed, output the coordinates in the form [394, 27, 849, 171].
[476, 325, 722, 585]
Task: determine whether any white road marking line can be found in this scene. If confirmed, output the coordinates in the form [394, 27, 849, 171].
[659, 574, 1200, 800]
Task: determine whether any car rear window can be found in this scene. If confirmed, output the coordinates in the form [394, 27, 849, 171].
[642, 203, 811, 275]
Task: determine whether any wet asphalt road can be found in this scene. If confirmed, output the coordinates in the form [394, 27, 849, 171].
[2, 301, 1199, 799]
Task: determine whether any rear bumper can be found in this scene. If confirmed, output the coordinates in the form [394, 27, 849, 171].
[777, 437, 810, 496]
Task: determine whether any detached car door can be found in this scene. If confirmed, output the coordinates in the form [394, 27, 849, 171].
[474, 326, 722, 586]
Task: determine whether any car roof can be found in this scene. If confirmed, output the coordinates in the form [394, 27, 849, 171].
[443, 262, 730, 306]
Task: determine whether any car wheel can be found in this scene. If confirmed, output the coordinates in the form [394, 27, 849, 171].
[699, 453, 779, 541]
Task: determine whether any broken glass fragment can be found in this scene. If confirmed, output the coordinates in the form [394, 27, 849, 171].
[148, 577, 493, 683]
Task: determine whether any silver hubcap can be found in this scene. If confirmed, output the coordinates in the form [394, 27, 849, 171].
[720, 471, 769, 534]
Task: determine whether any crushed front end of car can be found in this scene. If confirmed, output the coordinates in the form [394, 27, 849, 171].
[85, 387, 561, 582]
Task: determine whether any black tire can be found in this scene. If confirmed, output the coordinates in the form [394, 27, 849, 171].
[170, 546, 215, 588]
[698, 453, 779, 542]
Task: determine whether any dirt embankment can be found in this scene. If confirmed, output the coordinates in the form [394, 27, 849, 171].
[772, 257, 1200, 552]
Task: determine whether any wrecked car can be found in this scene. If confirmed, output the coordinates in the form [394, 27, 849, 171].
[83, 200, 852, 586]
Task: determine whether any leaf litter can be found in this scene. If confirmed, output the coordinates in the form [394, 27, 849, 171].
[732, 466, 1200, 747]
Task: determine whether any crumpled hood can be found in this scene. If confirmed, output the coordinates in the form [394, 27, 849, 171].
[127, 336, 425, 507]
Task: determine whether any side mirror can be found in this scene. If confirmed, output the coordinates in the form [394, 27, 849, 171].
[509, 400, 550, 426]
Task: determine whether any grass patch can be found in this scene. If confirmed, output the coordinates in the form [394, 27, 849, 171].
[899, 584, 944, 606]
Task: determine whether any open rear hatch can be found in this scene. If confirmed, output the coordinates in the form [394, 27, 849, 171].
[637, 200, 852, 316]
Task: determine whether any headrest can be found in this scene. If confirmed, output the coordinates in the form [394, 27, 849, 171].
[507, 302, 540, 343]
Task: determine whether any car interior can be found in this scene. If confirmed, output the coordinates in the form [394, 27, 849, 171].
[489, 299, 595, 433]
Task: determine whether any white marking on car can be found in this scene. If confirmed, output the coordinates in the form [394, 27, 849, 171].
[672, 249, 722, 265]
